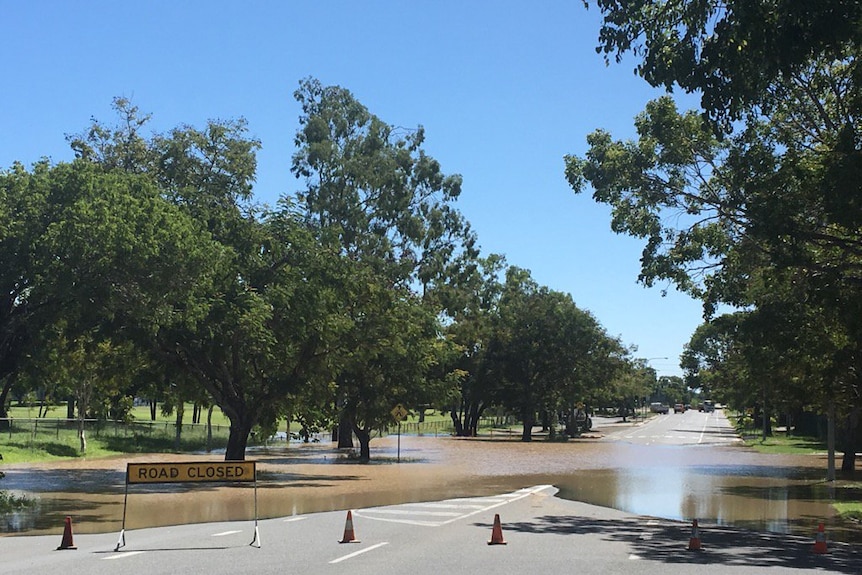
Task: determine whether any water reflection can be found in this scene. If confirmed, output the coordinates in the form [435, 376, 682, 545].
[1, 435, 859, 542]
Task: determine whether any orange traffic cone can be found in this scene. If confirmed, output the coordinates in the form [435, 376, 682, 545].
[339, 510, 360, 543]
[687, 519, 702, 551]
[487, 513, 507, 545]
[56, 516, 77, 550]
[812, 523, 828, 554]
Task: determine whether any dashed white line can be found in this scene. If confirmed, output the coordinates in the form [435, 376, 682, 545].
[284, 516, 307, 523]
[329, 542, 389, 564]
[212, 530, 242, 537]
[358, 509, 462, 518]
[355, 485, 553, 527]
[103, 551, 145, 560]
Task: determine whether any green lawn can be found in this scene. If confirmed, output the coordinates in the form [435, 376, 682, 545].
[741, 433, 828, 454]
[0, 403, 456, 465]
[734, 420, 862, 522]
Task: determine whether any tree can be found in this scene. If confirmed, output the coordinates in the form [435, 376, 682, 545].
[588, 0, 862, 129]
[0, 161, 52, 427]
[439, 254, 508, 437]
[336, 269, 446, 460]
[290, 78, 476, 459]
[66, 101, 346, 460]
[154, 206, 345, 460]
[486, 267, 612, 441]
[566, 46, 862, 473]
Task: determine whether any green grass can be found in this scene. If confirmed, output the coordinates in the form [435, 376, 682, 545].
[0, 416, 234, 464]
[741, 433, 827, 454]
[6, 403, 234, 426]
[0, 403, 457, 465]
[833, 501, 862, 522]
[734, 418, 862, 520]
[727, 413, 828, 455]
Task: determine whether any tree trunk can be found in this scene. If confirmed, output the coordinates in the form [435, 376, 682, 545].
[827, 403, 836, 481]
[352, 424, 371, 462]
[521, 410, 534, 442]
[225, 424, 251, 461]
[149, 400, 157, 421]
[0, 375, 13, 430]
[469, 404, 483, 437]
[337, 415, 354, 448]
[174, 402, 184, 450]
[76, 382, 91, 454]
[206, 405, 214, 453]
[449, 407, 465, 436]
[224, 409, 255, 461]
[841, 406, 860, 473]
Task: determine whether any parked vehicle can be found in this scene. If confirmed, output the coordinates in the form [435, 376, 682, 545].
[650, 402, 669, 414]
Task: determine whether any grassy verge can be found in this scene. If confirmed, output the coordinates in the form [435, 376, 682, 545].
[833, 502, 862, 522]
[741, 433, 828, 454]
[729, 414, 862, 521]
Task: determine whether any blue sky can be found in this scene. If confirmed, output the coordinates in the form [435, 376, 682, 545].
[1, 1, 705, 376]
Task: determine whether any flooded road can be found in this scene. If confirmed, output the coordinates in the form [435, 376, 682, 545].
[2, 420, 860, 542]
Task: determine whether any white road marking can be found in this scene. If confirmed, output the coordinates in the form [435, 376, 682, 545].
[284, 516, 307, 522]
[329, 542, 389, 564]
[355, 485, 553, 527]
[103, 551, 145, 560]
[212, 530, 242, 537]
[698, 418, 709, 444]
[358, 509, 462, 517]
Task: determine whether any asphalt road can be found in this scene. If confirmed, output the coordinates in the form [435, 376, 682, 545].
[4, 484, 860, 575]
[600, 408, 741, 446]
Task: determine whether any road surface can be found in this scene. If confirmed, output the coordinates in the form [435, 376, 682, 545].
[600, 407, 741, 446]
[4, 484, 859, 575]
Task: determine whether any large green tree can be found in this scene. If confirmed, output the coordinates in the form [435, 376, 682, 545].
[290, 78, 476, 458]
[485, 267, 613, 441]
[439, 254, 508, 437]
[588, 0, 862, 129]
[566, 47, 862, 473]
[68, 100, 344, 460]
[0, 161, 53, 425]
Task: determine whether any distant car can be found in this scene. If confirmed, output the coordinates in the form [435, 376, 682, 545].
[700, 400, 716, 413]
[673, 403, 685, 413]
[650, 402, 669, 414]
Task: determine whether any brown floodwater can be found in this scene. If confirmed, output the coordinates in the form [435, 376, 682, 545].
[2, 433, 861, 542]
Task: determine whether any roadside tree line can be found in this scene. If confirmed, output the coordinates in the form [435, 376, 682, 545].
[570, 1, 862, 476]
[1, 78, 653, 462]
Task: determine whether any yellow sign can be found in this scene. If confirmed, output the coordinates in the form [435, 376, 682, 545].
[126, 461, 256, 484]
[391, 404, 408, 422]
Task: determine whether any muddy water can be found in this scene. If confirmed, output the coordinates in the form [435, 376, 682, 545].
[2, 434, 860, 542]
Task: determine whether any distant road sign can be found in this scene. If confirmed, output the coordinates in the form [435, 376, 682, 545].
[127, 461, 256, 484]
[391, 404, 408, 422]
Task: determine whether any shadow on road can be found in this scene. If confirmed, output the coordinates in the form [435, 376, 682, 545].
[481, 514, 862, 573]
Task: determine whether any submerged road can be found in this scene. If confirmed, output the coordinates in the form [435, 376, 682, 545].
[4, 485, 860, 575]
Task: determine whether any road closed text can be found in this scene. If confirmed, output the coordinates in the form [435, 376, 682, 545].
[126, 461, 256, 484]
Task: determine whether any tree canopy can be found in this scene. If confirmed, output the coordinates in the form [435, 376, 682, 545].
[577, 3, 862, 474]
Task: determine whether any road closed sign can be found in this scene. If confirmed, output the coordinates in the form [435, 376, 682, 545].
[126, 461, 256, 484]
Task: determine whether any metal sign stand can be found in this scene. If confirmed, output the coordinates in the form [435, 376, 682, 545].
[249, 472, 260, 548]
[113, 461, 259, 551]
[391, 404, 408, 463]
